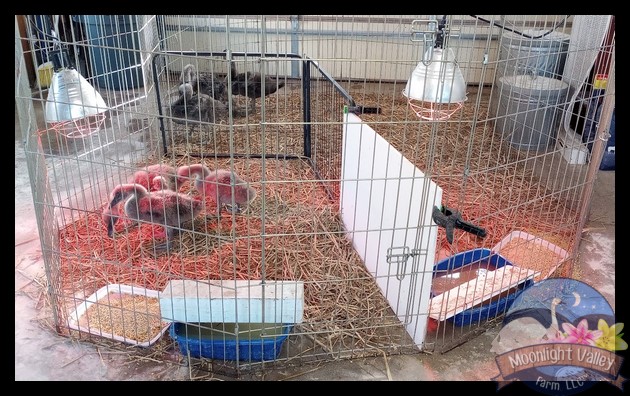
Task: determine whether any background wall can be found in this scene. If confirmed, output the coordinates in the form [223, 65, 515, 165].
[161, 15, 573, 85]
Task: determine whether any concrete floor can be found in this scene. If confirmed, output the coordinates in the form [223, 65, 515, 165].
[15, 101, 616, 382]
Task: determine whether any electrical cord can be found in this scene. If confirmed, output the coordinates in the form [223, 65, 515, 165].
[434, 15, 448, 49]
[470, 15, 571, 39]
[27, 15, 58, 42]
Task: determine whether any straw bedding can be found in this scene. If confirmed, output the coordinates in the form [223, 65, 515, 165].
[59, 157, 405, 354]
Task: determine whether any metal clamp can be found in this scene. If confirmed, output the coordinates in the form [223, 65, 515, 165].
[410, 18, 461, 41]
[410, 18, 439, 42]
[410, 19, 439, 66]
[410, 18, 461, 66]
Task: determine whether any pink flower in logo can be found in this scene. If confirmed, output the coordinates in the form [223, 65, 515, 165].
[561, 318, 603, 345]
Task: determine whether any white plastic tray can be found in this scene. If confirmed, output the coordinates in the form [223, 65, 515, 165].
[67, 284, 171, 347]
[492, 230, 569, 280]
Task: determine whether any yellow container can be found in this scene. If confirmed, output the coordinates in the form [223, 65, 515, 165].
[594, 73, 608, 90]
[37, 62, 54, 89]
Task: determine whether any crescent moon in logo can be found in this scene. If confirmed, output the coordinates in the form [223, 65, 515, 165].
[572, 292, 581, 307]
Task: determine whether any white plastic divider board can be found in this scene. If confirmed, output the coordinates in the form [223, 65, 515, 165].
[340, 112, 442, 348]
[160, 279, 304, 324]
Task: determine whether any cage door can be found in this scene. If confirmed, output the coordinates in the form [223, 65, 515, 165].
[340, 112, 442, 348]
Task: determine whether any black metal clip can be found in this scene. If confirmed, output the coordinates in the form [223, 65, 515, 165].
[432, 205, 487, 244]
[347, 105, 381, 115]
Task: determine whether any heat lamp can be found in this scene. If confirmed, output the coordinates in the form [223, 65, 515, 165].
[403, 16, 467, 121]
[44, 38, 108, 139]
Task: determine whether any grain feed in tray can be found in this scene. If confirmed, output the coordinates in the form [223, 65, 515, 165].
[497, 238, 566, 281]
[78, 293, 164, 344]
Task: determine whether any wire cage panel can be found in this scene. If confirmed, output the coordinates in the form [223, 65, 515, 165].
[153, 51, 304, 159]
[15, 14, 614, 375]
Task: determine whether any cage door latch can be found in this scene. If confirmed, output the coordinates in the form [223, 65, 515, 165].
[387, 246, 426, 280]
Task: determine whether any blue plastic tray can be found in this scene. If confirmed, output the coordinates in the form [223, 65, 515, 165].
[432, 248, 534, 327]
[170, 322, 292, 362]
